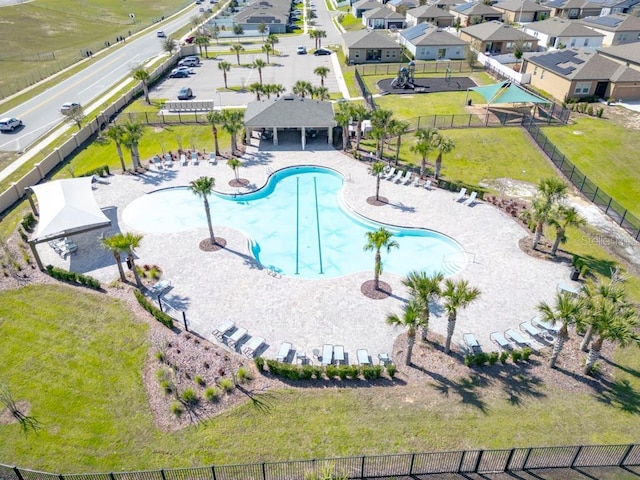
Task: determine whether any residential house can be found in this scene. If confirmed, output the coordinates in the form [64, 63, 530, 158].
[406, 4, 455, 27]
[233, 0, 289, 33]
[523, 17, 604, 50]
[451, 2, 503, 27]
[343, 29, 404, 63]
[492, 0, 551, 23]
[428, 0, 467, 10]
[352, 0, 383, 18]
[598, 40, 640, 72]
[460, 20, 539, 54]
[522, 48, 640, 100]
[545, 0, 606, 19]
[598, 0, 640, 15]
[387, 0, 419, 14]
[400, 22, 467, 59]
[580, 13, 640, 46]
[362, 6, 407, 29]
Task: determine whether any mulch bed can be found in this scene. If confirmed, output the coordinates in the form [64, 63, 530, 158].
[198, 237, 227, 252]
[366, 196, 388, 206]
[377, 77, 477, 95]
[361, 279, 392, 299]
[229, 178, 250, 187]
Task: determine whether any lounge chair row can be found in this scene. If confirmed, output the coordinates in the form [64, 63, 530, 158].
[464, 318, 561, 353]
[212, 321, 265, 358]
[315, 345, 392, 367]
[380, 167, 434, 189]
[48, 238, 78, 258]
[152, 152, 218, 170]
[454, 188, 478, 206]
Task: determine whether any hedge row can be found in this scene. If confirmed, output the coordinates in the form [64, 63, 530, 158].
[464, 348, 533, 367]
[45, 265, 101, 290]
[81, 165, 110, 178]
[256, 358, 395, 381]
[134, 289, 174, 328]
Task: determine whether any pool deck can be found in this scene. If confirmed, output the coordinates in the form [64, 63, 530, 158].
[37, 136, 573, 362]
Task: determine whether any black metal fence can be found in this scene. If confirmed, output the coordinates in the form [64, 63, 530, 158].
[353, 68, 376, 111]
[1, 444, 638, 480]
[358, 61, 472, 76]
[524, 120, 640, 241]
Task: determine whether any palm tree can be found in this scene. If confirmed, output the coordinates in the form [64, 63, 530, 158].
[386, 300, 423, 365]
[549, 205, 585, 256]
[206, 110, 224, 156]
[253, 58, 267, 84]
[334, 102, 352, 151]
[434, 135, 455, 180]
[210, 23, 220, 44]
[162, 37, 178, 55]
[189, 176, 217, 245]
[530, 177, 568, 250]
[314, 66, 330, 87]
[312, 86, 329, 100]
[230, 44, 245, 65]
[123, 122, 144, 170]
[293, 80, 312, 97]
[218, 61, 232, 88]
[316, 30, 327, 48]
[132, 67, 151, 104]
[232, 23, 244, 42]
[266, 33, 279, 51]
[403, 270, 444, 342]
[272, 84, 286, 97]
[248, 82, 263, 100]
[101, 234, 127, 283]
[363, 227, 399, 290]
[371, 109, 393, 159]
[257, 22, 268, 40]
[388, 119, 409, 166]
[411, 128, 438, 177]
[441, 279, 481, 354]
[194, 34, 210, 58]
[104, 125, 127, 172]
[222, 109, 244, 154]
[309, 30, 319, 49]
[262, 43, 273, 63]
[123, 232, 143, 287]
[227, 157, 242, 180]
[372, 161, 385, 201]
[350, 103, 369, 152]
[537, 292, 582, 368]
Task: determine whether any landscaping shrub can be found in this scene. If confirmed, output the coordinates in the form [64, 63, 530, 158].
[180, 389, 199, 407]
[171, 401, 183, 417]
[510, 350, 522, 363]
[254, 356, 265, 371]
[521, 347, 533, 362]
[464, 354, 473, 366]
[155, 351, 166, 363]
[488, 352, 499, 365]
[265, 359, 279, 375]
[311, 366, 324, 379]
[133, 289, 174, 328]
[300, 365, 314, 380]
[218, 377, 234, 392]
[81, 165, 110, 178]
[45, 265, 101, 290]
[499, 351, 509, 364]
[194, 375, 205, 386]
[237, 366, 252, 384]
[325, 365, 339, 379]
[21, 213, 36, 232]
[473, 353, 489, 366]
[386, 364, 396, 378]
[337, 365, 349, 380]
[205, 387, 218, 403]
[361, 365, 382, 380]
[345, 365, 359, 379]
[160, 380, 174, 394]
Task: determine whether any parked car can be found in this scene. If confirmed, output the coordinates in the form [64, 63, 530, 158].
[173, 66, 195, 75]
[314, 48, 332, 56]
[179, 56, 200, 67]
[178, 87, 194, 100]
[296, 46, 307, 55]
[157, 30, 166, 38]
[0, 117, 22, 132]
[169, 70, 189, 78]
[60, 102, 81, 115]
[185, 36, 195, 44]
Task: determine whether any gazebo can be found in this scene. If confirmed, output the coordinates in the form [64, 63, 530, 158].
[26, 177, 111, 270]
[466, 81, 550, 124]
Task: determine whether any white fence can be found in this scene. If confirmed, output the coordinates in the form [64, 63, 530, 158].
[477, 52, 531, 85]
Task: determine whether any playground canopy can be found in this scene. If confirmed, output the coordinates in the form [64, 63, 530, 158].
[469, 82, 549, 105]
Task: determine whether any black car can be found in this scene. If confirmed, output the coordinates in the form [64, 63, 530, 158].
[314, 48, 332, 56]
[169, 70, 189, 78]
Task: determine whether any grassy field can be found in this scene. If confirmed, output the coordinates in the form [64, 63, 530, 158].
[0, 0, 190, 95]
[1, 285, 639, 473]
[541, 115, 640, 218]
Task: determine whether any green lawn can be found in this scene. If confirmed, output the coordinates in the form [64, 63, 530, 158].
[541, 115, 640, 218]
[338, 13, 365, 32]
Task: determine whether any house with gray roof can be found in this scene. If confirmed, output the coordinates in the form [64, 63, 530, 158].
[400, 22, 467, 59]
[352, 0, 383, 18]
[522, 48, 640, 100]
[580, 13, 640, 46]
[460, 20, 538, 54]
[342, 29, 403, 63]
[598, 40, 640, 71]
[233, 0, 289, 33]
[492, 0, 551, 23]
[543, 0, 638, 19]
[244, 94, 336, 148]
[362, 6, 407, 29]
[523, 17, 604, 50]
[387, 0, 419, 13]
[451, 2, 503, 27]
[406, 5, 455, 27]
[428, 0, 467, 11]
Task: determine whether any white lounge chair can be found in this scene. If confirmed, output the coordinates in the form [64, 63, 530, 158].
[241, 336, 265, 357]
[399, 171, 412, 185]
[557, 282, 580, 295]
[180, 153, 188, 166]
[463, 333, 481, 353]
[149, 279, 172, 296]
[333, 345, 345, 365]
[505, 328, 531, 347]
[463, 191, 478, 206]
[321, 344, 333, 366]
[191, 151, 199, 165]
[454, 187, 467, 202]
[390, 170, 404, 183]
[490, 331, 512, 350]
[225, 327, 248, 347]
[152, 155, 163, 170]
[357, 349, 371, 366]
[382, 167, 396, 180]
[377, 353, 391, 365]
[424, 179, 432, 190]
[520, 321, 541, 339]
[212, 320, 235, 341]
[276, 342, 292, 362]
[208, 152, 217, 165]
[163, 153, 173, 168]
[532, 316, 561, 334]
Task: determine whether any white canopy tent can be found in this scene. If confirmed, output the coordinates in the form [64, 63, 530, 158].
[27, 177, 111, 269]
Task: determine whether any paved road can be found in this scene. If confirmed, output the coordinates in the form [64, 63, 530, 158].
[0, 4, 205, 153]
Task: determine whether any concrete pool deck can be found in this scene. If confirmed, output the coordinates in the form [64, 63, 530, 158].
[37, 136, 574, 362]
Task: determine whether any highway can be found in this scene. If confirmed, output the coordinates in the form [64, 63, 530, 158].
[0, 3, 205, 153]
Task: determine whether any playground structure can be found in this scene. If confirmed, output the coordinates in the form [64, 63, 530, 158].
[390, 61, 416, 89]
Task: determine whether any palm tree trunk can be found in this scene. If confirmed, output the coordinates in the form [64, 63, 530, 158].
[128, 253, 142, 288]
[116, 144, 126, 172]
[204, 198, 215, 244]
[420, 157, 426, 176]
[532, 221, 544, 249]
[223, 73, 228, 89]
[213, 127, 220, 156]
[355, 124, 362, 151]
[143, 83, 150, 104]
[375, 176, 380, 201]
[231, 133, 237, 154]
[444, 315, 456, 354]
[395, 137, 401, 165]
[420, 324, 428, 342]
[406, 331, 415, 366]
[583, 338, 603, 374]
[435, 153, 442, 179]
[580, 324, 594, 352]
[550, 227, 564, 256]
[548, 328, 568, 368]
[114, 252, 126, 282]
[342, 126, 349, 151]
[374, 250, 381, 289]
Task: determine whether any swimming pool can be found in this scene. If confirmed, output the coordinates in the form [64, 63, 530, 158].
[122, 166, 466, 279]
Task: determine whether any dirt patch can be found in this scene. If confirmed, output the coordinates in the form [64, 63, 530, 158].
[229, 178, 250, 187]
[199, 237, 227, 252]
[361, 279, 392, 299]
[366, 196, 389, 206]
[0, 400, 30, 425]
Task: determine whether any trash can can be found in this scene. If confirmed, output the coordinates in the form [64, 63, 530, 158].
[570, 268, 580, 281]
[467, 99, 472, 106]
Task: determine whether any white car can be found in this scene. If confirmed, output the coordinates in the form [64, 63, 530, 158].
[296, 46, 307, 55]
[157, 30, 166, 38]
[0, 117, 22, 132]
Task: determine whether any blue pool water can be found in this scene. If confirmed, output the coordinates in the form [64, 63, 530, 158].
[122, 166, 466, 279]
